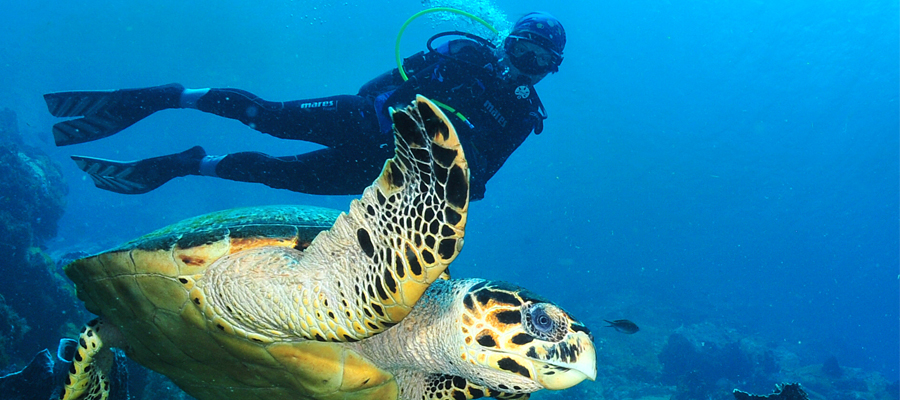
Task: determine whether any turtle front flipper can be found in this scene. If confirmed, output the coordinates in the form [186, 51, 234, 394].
[422, 374, 531, 400]
[341, 95, 470, 322]
[60, 318, 125, 400]
[191, 96, 469, 343]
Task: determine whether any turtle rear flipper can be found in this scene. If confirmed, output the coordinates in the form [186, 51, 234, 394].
[61, 318, 124, 400]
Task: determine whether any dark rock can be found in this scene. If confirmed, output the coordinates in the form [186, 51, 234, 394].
[0, 349, 54, 400]
[821, 355, 841, 378]
[734, 383, 809, 400]
[887, 380, 899, 400]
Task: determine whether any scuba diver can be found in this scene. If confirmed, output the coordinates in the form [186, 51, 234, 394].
[44, 12, 565, 201]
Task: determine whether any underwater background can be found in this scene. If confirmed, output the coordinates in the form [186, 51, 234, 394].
[0, 0, 897, 399]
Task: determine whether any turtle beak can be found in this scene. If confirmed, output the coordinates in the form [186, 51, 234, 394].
[533, 329, 596, 390]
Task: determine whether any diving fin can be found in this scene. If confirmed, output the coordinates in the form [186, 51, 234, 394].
[44, 83, 184, 146]
[72, 146, 206, 195]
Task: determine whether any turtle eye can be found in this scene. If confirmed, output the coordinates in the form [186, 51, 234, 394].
[529, 306, 555, 334]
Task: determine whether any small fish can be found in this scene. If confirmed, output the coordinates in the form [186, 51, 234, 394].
[604, 319, 639, 334]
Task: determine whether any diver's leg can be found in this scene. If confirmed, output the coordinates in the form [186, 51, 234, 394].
[72, 143, 395, 196]
[72, 146, 207, 194]
[46, 83, 385, 149]
[204, 147, 393, 195]
[192, 90, 383, 148]
[44, 83, 185, 146]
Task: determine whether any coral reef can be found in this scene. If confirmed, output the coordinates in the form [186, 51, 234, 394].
[0, 108, 67, 250]
[657, 323, 778, 400]
[782, 361, 897, 400]
[542, 319, 896, 400]
[0, 108, 84, 367]
[0, 295, 29, 367]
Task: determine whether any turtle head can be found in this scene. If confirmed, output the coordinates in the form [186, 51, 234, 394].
[458, 280, 596, 392]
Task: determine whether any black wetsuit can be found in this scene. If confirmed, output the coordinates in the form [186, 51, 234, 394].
[199, 39, 547, 200]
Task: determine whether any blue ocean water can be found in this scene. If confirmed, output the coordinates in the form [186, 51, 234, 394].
[1, 0, 897, 397]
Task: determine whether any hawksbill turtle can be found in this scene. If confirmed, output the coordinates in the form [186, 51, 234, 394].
[60, 96, 596, 400]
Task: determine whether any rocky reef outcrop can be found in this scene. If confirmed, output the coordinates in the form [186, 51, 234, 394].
[0, 108, 82, 366]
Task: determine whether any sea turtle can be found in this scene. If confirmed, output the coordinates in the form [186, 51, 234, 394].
[60, 96, 596, 400]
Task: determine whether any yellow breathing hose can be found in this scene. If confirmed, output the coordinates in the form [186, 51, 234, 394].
[395, 7, 499, 82]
